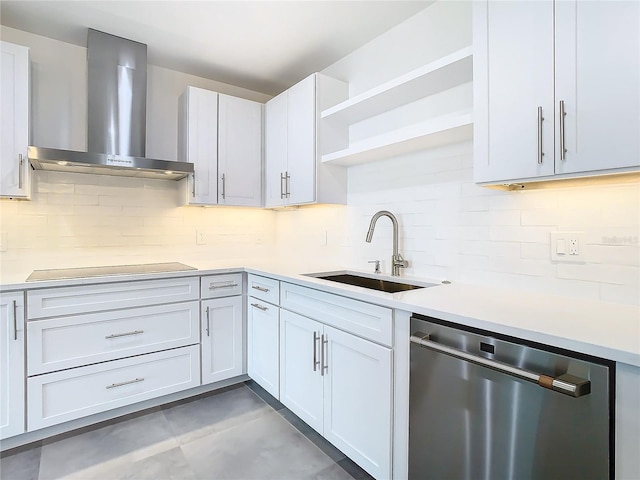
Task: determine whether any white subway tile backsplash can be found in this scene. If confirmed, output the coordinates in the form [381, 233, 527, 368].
[336, 145, 639, 305]
[490, 226, 551, 244]
[489, 210, 521, 226]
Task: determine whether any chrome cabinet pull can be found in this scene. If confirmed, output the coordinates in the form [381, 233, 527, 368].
[313, 331, 320, 372]
[18, 154, 24, 189]
[206, 306, 210, 337]
[221, 173, 226, 199]
[537, 106, 544, 165]
[106, 377, 144, 389]
[410, 332, 591, 398]
[280, 172, 286, 199]
[191, 172, 196, 197]
[105, 330, 144, 339]
[209, 281, 238, 290]
[12, 300, 18, 341]
[250, 303, 268, 311]
[285, 171, 291, 198]
[251, 285, 270, 293]
[559, 100, 567, 161]
[320, 334, 328, 376]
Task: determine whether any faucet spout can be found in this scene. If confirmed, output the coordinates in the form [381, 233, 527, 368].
[365, 210, 408, 276]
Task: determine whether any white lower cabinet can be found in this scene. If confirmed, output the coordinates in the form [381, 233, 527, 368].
[247, 297, 280, 399]
[323, 325, 392, 479]
[279, 309, 392, 479]
[27, 345, 200, 431]
[201, 296, 243, 385]
[0, 292, 25, 440]
[279, 310, 324, 431]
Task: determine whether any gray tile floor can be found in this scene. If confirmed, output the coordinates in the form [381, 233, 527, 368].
[0, 382, 373, 480]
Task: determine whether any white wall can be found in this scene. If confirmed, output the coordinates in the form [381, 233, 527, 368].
[278, 0, 640, 305]
[0, 27, 275, 278]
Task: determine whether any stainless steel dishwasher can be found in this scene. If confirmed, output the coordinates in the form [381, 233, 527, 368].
[409, 315, 615, 480]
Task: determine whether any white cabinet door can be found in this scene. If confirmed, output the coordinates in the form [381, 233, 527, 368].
[179, 86, 218, 205]
[1, 41, 30, 199]
[323, 326, 392, 480]
[279, 309, 323, 433]
[218, 94, 263, 207]
[473, 0, 555, 183]
[554, 0, 640, 174]
[201, 296, 243, 385]
[247, 298, 279, 399]
[287, 74, 316, 205]
[0, 292, 25, 439]
[474, 0, 640, 185]
[265, 90, 288, 207]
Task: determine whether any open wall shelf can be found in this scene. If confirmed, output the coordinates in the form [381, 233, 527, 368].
[322, 113, 472, 166]
[320, 47, 473, 166]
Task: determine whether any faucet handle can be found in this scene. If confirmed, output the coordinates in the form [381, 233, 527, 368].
[393, 254, 409, 269]
[368, 260, 381, 274]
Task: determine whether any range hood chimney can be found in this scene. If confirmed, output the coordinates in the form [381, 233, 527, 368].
[28, 29, 193, 180]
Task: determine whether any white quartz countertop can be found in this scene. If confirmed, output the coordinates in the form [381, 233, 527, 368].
[2, 260, 638, 367]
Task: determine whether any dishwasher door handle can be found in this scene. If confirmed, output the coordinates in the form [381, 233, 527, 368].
[410, 332, 591, 398]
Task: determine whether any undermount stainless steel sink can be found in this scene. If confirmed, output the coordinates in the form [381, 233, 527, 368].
[305, 272, 437, 293]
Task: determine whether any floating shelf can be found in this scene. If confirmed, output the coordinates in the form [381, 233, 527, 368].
[321, 113, 473, 166]
[321, 46, 473, 125]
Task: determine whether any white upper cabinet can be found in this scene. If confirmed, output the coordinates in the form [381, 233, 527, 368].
[180, 87, 263, 206]
[554, 0, 640, 175]
[265, 90, 289, 207]
[264, 73, 348, 207]
[474, 0, 640, 185]
[218, 94, 263, 207]
[179, 86, 218, 205]
[1, 41, 30, 199]
[286, 75, 316, 205]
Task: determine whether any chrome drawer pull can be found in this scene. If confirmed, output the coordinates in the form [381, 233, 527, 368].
[18, 154, 24, 189]
[251, 285, 270, 293]
[206, 306, 210, 337]
[280, 172, 286, 199]
[410, 332, 590, 398]
[537, 106, 544, 165]
[320, 334, 328, 376]
[12, 300, 18, 341]
[559, 100, 567, 161]
[209, 282, 239, 290]
[313, 331, 320, 372]
[251, 303, 268, 311]
[105, 330, 144, 339]
[106, 377, 144, 389]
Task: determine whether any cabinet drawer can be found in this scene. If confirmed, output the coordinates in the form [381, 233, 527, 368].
[280, 283, 392, 346]
[247, 274, 280, 305]
[200, 273, 243, 299]
[27, 345, 200, 431]
[27, 302, 200, 375]
[27, 277, 200, 319]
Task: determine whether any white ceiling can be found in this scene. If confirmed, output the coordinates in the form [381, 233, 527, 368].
[0, 1, 432, 96]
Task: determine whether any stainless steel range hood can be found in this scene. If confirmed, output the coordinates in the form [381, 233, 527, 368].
[28, 29, 193, 180]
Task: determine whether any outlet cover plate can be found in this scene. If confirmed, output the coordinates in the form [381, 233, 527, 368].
[550, 231, 584, 263]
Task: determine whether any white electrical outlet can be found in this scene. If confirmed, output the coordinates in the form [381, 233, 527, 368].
[550, 232, 584, 263]
[568, 238, 579, 256]
[196, 230, 206, 245]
